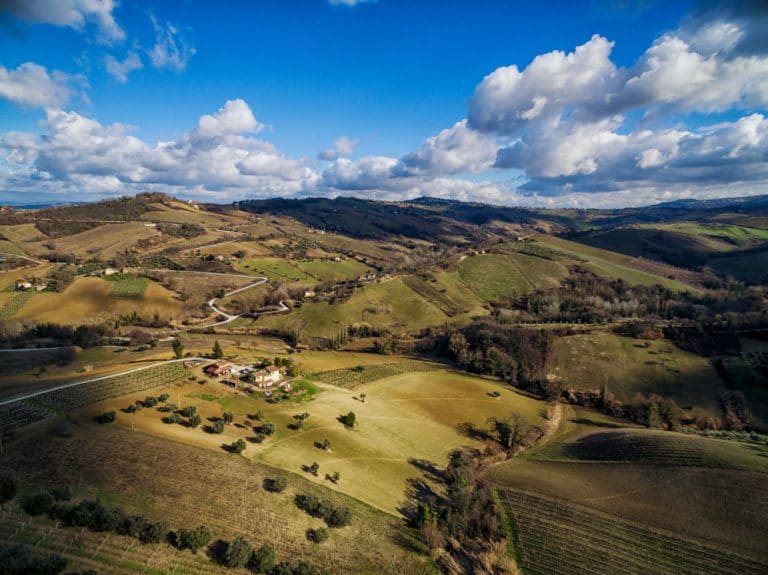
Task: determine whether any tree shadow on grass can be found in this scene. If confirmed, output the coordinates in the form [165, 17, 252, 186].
[407, 458, 444, 483]
[456, 421, 492, 441]
[569, 417, 624, 429]
[206, 539, 228, 566]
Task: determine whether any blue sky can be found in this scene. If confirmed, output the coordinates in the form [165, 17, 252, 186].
[0, 0, 766, 207]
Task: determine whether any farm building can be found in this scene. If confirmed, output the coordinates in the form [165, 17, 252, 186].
[15, 281, 33, 290]
[204, 362, 233, 377]
[250, 366, 282, 388]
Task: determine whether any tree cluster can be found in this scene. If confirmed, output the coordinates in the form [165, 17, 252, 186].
[294, 494, 352, 528]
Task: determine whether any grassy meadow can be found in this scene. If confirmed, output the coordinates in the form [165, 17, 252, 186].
[77, 361, 545, 515]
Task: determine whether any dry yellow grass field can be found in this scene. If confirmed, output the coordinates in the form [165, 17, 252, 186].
[80, 366, 546, 514]
[14, 277, 182, 324]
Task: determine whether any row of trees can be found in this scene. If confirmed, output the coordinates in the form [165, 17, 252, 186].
[1, 475, 328, 575]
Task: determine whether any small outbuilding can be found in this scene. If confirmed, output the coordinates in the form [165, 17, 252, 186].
[204, 362, 233, 377]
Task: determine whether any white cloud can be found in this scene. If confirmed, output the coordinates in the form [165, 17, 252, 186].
[148, 15, 195, 72]
[0, 62, 74, 108]
[196, 99, 263, 138]
[319, 136, 359, 160]
[398, 120, 498, 176]
[104, 51, 143, 83]
[0, 100, 313, 202]
[468, 34, 618, 134]
[1, 0, 124, 42]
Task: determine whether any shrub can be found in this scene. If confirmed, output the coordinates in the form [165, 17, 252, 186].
[175, 525, 211, 552]
[265, 477, 288, 493]
[210, 420, 225, 434]
[325, 506, 352, 528]
[158, 393, 170, 402]
[142, 396, 159, 408]
[49, 486, 73, 502]
[179, 405, 197, 417]
[0, 542, 67, 575]
[249, 544, 277, 573]
[223, 535, 253, 568]
[96, 411, 117, 424]
[258, 422, 276, 435]
[307, 527, 329, 544]
[339, 411, 356, 428]
[295, 494, 352, 528]
[0, 475, 16, 505]
[21, 491, 55, 516]
[230, 438, 247, 454]
[139, 520, 169, 544]
[189, 414, 202, 428]
[167, 412, 183, 425]
[222, 411, 235, 424]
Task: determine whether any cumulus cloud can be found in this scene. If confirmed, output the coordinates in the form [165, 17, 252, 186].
[104, 51, 143, 83]
[2, 3, 768, 208]
[148, 15, 195, 72]
[1, 0, 125, 42]
[319, 136, 358, 160]
[398, 120, 498, 176]
[0, 62, 75, 108]
[466, 5, 768, 201]
[0, 100, 313, 202]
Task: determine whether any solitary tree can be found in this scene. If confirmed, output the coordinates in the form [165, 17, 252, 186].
[339, 411, 356, 428]
[488, 413, 529, 450]
[212, 340, 224, 359]
[222, 411, 235, 424]
[172, 339, 185, 359]
[189, 414, 202, 428]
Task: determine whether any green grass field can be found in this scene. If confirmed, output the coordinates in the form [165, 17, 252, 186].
[653, 222, 768, 245]
[310, 358, 441, 389]
[535, 235, 698, 291]
[252, 277, 450, 338]
[79, 364, 545, 515]
[234, 257, 315, 282]
[294, 258, 372, 282]
[105, 275, 150, 297]
[459, 253, 532, 301]
[549, 332, 725, 417]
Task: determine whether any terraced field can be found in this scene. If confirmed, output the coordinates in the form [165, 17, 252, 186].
[310, 359, 441, 389]
[500, 488, 767, 575]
